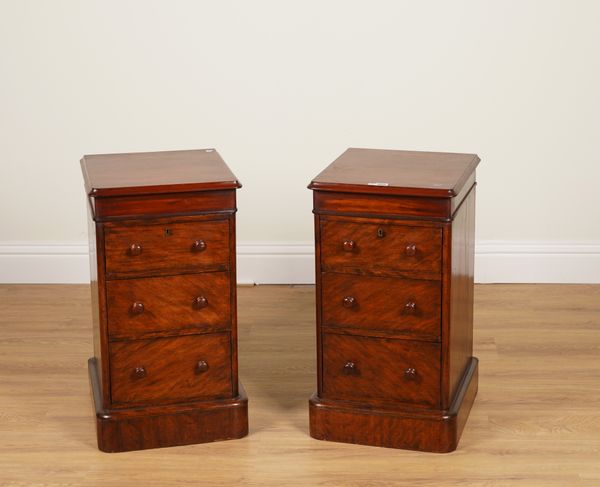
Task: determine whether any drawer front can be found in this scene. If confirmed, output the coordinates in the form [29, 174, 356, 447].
[110, 333, 232, 405]
[107, 272, 231, 338]
[104, 219, 229, 277]
[322, 273, 441, 339]
[322, 333, 440, 407]
[320, 220, 442, 275]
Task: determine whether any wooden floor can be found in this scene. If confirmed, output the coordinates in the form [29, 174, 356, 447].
[0, 284, 599, 486]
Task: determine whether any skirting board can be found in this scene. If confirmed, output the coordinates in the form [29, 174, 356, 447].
[0, 241, 599, 284]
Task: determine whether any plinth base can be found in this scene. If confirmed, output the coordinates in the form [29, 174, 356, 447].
[89, 358, 248, 452]
[309, 357, 478, 453]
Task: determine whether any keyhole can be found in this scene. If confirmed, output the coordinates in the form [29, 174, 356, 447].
[164, 228, 173, 237]
[377, 228, 385, 238]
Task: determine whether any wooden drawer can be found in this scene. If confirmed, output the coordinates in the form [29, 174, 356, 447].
[322, 333, 440, 407]
[320, 220, 442, 275]
[104, 219, 229, 278]
[321, 273, 441, 339]
[107, 272, 231, 339]
[110, 333, 232, 406]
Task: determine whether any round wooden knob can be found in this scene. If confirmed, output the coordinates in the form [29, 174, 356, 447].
[132, 366, 147, 379]
[342, 240, 356, 252]
[405, 243, 417, 257]
[404, 301, 416, 314]
[128, 243, 142, 256]
[342, 296, 356, 308]
[343, 361, 357, 375]
[130, 301, 145, 315]
[195, 360, 209, 374]
[404, 367, 417, 380]
[191, 240, 207, 252]
[193, 296, 208, 309]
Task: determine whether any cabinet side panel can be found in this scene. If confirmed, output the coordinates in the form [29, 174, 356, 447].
[447, 188, 476, 404]
[87, 201, 101, 388]
[229, 209, 239, 398]
[88, 201, 110, 407]
[314, 208, 323, 395]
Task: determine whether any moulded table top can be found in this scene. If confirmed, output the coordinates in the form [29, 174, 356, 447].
[309, 148, 480, 197]
[81, 149, 241, 197]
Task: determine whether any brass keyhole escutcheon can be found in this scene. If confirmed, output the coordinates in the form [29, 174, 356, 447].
[377, 228, 385, 238]
[164, 228, 173, 237]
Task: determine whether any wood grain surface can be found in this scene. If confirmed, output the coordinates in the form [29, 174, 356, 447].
[321, 332, 441, 407]
[320, 219, 442, 275]
[314, 190, 454, 222]
[104, 218, 230, 278]
[1, 284, 599, 486]
[81, 149, 241, 197]
[109, 332, 232, 406]
[308, 148, 480, 197]
[321, 272, 441, 340]
[93, 189, 237, 221]
[106, 271, 231, 339]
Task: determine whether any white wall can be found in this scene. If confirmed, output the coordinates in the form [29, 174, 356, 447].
[1, 0, 599, 283]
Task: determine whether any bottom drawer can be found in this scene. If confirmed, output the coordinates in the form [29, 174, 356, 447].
[110, 333, 232, 406]
[322, 333, 440, 407]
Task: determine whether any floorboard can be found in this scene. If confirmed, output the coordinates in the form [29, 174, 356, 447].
[0, 284, 599, 486]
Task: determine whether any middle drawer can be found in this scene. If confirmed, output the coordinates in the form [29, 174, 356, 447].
[107, 272, 231, 339]
[322, 272, 441, 340]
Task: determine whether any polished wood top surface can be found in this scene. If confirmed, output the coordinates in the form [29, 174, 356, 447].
[309, 148, 480, 197]
[81, 149, 241, 197]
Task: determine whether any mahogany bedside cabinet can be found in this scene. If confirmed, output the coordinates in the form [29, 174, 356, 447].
[80, 149, 248, 452]
[308, 148, 480, 453]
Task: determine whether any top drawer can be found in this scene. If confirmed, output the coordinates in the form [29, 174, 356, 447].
[320, 220, 442, 275]
[104, 219, 229, 278]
